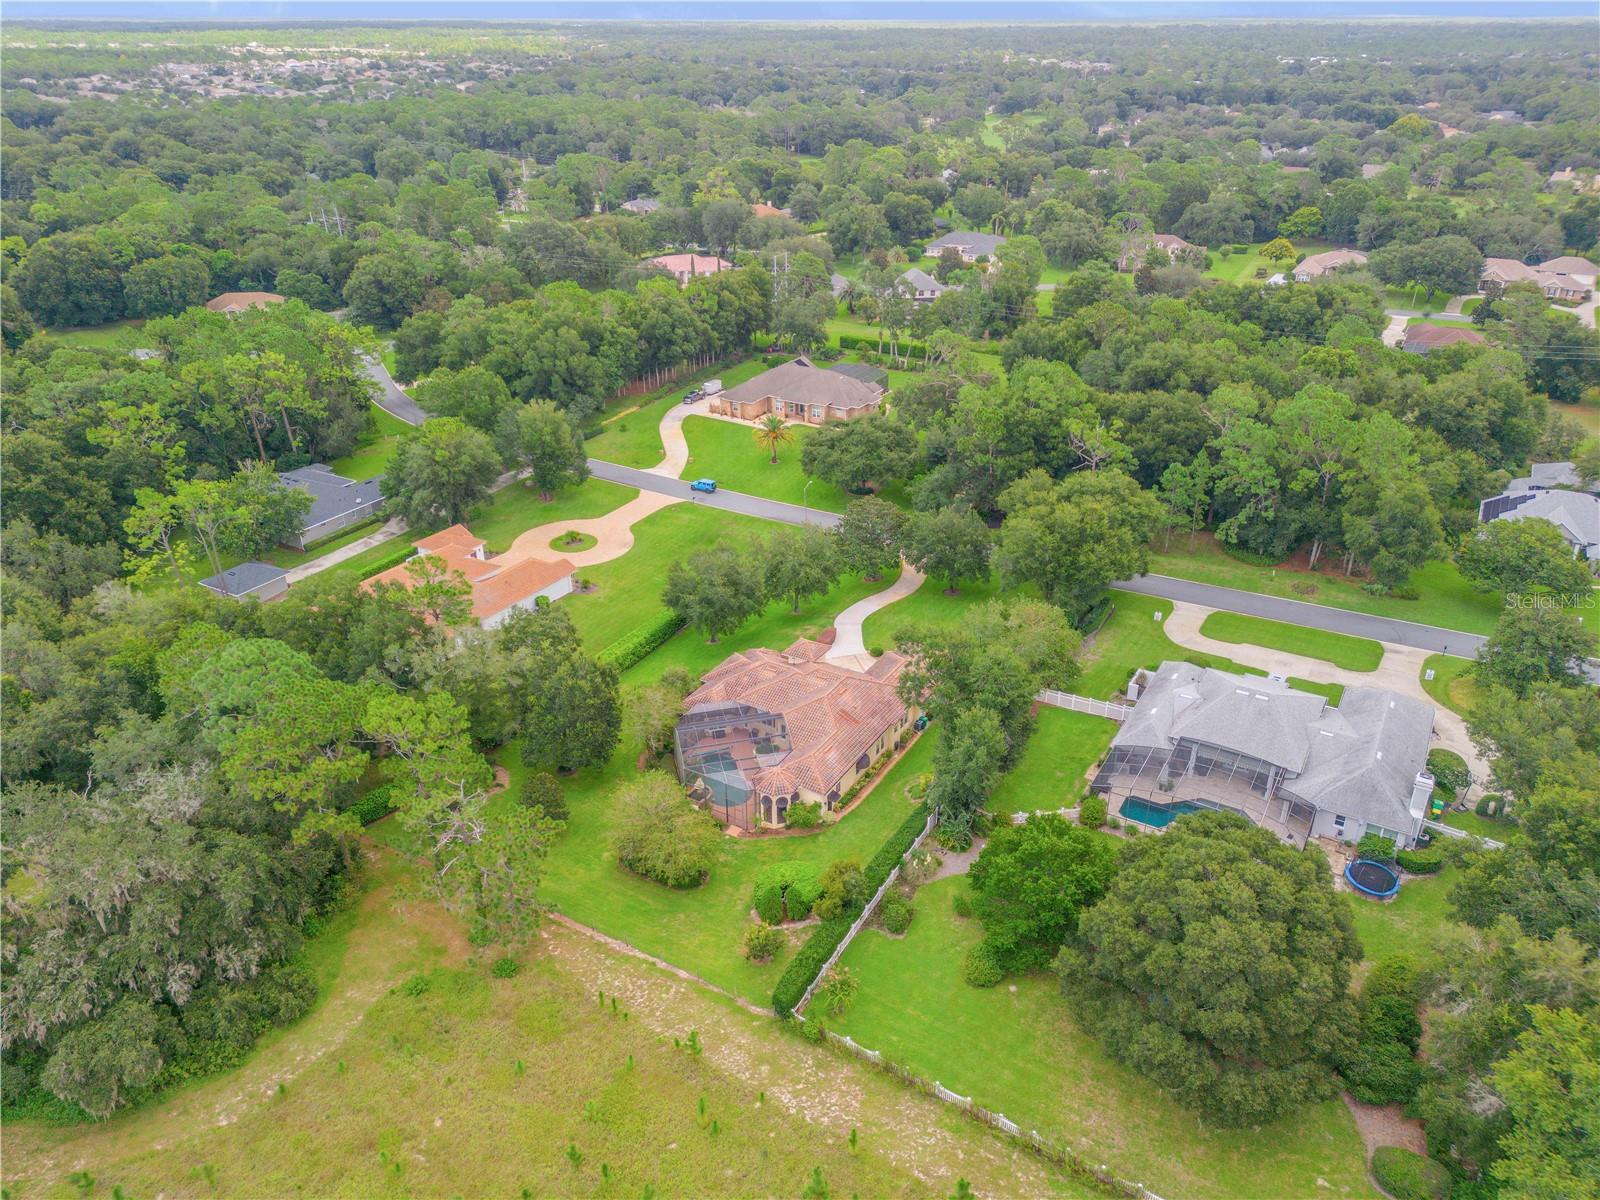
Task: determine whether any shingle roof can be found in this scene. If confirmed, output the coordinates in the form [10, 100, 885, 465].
[1403, 325, 1485, 351]
[900, 267, 948, 293]
[278, 465, 385, 532]
[1492, 491, 1600, 550]
[925, 231, 1007, 256]
[681, 640, 909, 797]
[827, 361, 889, 387]
[199, 560, 288, 597]
[718, 356, 885, 413]
[1296, 249, 1368, 277]
[1113, 663, 1435, 831]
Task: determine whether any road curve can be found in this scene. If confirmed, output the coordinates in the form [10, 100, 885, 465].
[361, 354, 428, 426]
[586, 460, 841, 528]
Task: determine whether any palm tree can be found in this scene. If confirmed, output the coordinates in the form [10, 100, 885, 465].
[753, 414, 793, 464]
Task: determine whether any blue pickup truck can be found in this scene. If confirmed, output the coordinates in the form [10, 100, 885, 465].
[689, 478, 718, 494]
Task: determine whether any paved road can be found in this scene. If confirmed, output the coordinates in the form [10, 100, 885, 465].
[1113, 574, 1488, 657]
[361, 354, 427, 426]
[587, 460, 840, 528]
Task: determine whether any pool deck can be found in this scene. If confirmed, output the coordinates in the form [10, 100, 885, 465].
[1102, 770, 1312, 848]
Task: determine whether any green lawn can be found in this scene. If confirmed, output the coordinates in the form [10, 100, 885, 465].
[1198, 611, 1384, 671]
[1420, 653, 1480, 718]
[829, 876, 1377, 1200]
[586, 359, 769, 468]
[468, 478, 637, 555]
[1205, 245, 1274, 284]
[1384, 284, 1456, 312]
[1441, 809, 1510, 841]
[679, 417, 856, 512]
[987, 707, 1118, 819]
[327, 404, 413, 481]
[1150, 536, 1505, 636]
[1346, 866, 1464, 967]
[536, 727, 940, 1009]
[302, 533, 414, 593]
[45, 317, 146, 349]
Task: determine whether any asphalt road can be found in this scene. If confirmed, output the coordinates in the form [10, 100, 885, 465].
[593, 464, 1494, 656]
[586, 460, 841, 528]
[361, 354, 428, 426]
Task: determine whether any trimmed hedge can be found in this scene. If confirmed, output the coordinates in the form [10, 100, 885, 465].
[752, 861, 822, 925]
[773, 802, 930, 1016]
[348, 780, 406, 826]
[597, 610, 687, 671]
[359, 545, 418, 580]
[1396, 847, 1444, 874]
[1371, 1148, 1451, 1200]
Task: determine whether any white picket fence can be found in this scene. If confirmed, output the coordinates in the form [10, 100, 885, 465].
[793, 809, 938, 1016]
[1036, 689, 1134, 721]
[1422, 818, 1505, 850]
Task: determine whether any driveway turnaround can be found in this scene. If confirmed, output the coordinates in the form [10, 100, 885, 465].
[361, 354, 428, 426]
[587, 460, 840, 528]
[501, 490, 682, 569]
[1114, 573, 1488, 657]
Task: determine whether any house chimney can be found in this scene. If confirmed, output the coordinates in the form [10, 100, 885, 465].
[1408, 771, 1435, 821]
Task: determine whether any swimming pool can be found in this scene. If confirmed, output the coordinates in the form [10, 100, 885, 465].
[1119, 796, 1206, 828]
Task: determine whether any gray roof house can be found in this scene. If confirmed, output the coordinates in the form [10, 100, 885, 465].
[620, 197, 661, 214]
[827, 361, 889, 388]
[900, 267, 950, 303]
[1092, 663, 1438, 849]
[200, 560, 290, 602]
[279, 465, 386, 552]
[925, 231, 1007, 262]
[1478, 461, 1600, 564]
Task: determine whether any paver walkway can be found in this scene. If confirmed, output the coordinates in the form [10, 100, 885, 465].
[824, 561, 926, 670]
[1160, 600, 1491, 787]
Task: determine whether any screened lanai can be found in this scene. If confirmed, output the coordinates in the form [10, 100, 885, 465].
[673, 700, 794, 832]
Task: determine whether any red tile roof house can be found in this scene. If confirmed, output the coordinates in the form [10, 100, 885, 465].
[672, 639, 917, 831]
[645, 254, 732, 284]
[365, 524, 575, 630]
[1115, 233, 1205, 272]
[709, 355, 885, 425]
[205, 291, 285, 314]
[1403, 325, 1487, 355]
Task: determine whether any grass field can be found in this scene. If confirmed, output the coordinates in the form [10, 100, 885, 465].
[1346, 865, 1464, 967]
[1199, 611, 1384, 671]
[586, 359, 770, 468]
[829, 876, 1378, 1200]
[1384, 284, 1456, 312]
[1149, 536, 1505, 636]
[328, 404, 414, 480]
[4, 853, 1066, 1200]
[469, 477, 636, 555]
[1205, 244, 1275, 284]
[988, 707, 1117, 819]
[1441, 809, 1510, 840]
[536, 727, 939, 1008]
[1420, 653, 1480, 717]
[679, 416, 853, 511]
[44, 317, 146, 349]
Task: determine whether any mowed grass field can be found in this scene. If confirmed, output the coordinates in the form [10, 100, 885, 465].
[328, 404, 414, 481]
[586, 358, 770, 468]
[1198, 611, 1384, 671]
[988, 706, 1117, 819]
[1420, 653, 1481, 717]
[828, 876, 1379, 1200]
[3, 853, 1069, 1200]
[1149, 536, 1506, 636]
[678, 416, 853, 511]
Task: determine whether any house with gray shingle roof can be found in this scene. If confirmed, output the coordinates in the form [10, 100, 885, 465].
[1092, 663, 1438, 849]
[1478, 462, 1600, 566]
[925, 230, 1007, 262]
[199, 560, 290, 601]
[899, 267, 950, 303]
[709, 356, 884, 425]
[278, 465, 386, 551]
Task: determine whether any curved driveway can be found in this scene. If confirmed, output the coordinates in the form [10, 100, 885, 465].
[361, 354, 427, 426]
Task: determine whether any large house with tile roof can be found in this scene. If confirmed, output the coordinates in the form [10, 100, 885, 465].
[365, 524, 576, 629]
[1092, 663, 1439, 849]
[1480, 256, 1595, 301]
[709, 355, 885, 425]
[673, 639, 915, 831]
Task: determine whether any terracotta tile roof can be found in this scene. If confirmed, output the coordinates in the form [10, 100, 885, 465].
[1403, 325, 1486, 352]
[206, 291, 285, 313]
[683, 640, 910, 798]
[365, 523, 574, 623]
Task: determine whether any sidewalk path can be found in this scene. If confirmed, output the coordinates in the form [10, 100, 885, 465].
[1160, 600, 1490, 786]
[824, 561, 925, 670]
[283, 516, 408, 585]
[1380, 313, 1407, 347]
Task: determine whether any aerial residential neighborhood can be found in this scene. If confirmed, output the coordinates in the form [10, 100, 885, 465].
[3, 7, 1598, 1200]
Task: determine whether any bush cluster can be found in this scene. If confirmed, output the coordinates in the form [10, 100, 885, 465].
[771, 803, 930, 1016]
[742, 923, 787, 963]
[1355, 832, 1397, 863]
[751, 861, 822, 925]
[1340, 956, 1424, 1106]
[879, 890, 914, 934]
[596, 611, 687, 672]
[490, 957, 521, 978]
[785, 801, 822, 829]
[1216, 540, 1282, 567]
[1425, 749, 1471, 796]
[347, 780, 406, 826]
[1371, 1148, 1452, 1200]
[1395, 846, 1443, 874]
[835, 331, 927, 360]
[519, 771, 568, 821]
[1475, 793, 1502, 817]
[962, 941, 1004, 988]
[1078, 794, 1107, 829]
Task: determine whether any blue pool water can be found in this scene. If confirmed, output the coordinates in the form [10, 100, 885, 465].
[1119, 797, 1205, 828]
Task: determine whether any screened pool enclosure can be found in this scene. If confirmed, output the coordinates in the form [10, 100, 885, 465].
[673, 700, 795, 832]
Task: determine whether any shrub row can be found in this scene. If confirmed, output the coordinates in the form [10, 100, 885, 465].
[772, 802, 931, 1016]
[1396, 846, 1443, 874]
[1215, 540, 1282, 567]
[348, 780, 407, 826]
[359, 544, 418, 579]
[1371, 1147, 1452, 1200]
[836, 331, 928, 360]
[1426, 748, 1471, 795]
[752, 861, 822, 925]
[597, 610, 687, 672]
[1339, 956, 1424, 1106]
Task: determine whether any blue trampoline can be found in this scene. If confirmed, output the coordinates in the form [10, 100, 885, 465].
[1345, 858, 1401, 899]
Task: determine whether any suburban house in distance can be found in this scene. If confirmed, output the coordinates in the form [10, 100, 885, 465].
[365, 524, 577, 629]
[1116, 232, 1205, 272]
[1478, 462, 1600, 564]
[709, 355, 885, 424]
[199, 560, 290, 602]
[1480, 255, 1595, 301]
[673, 638, 914, 831]
[1091, 663, 1438, 850]
[1403, 325, 1486, 354]
[1548, 167, 1600, 192]
[925, 230, 1007, 262]
[900, 267, 950, 303]
[750, 201, 791, 218]
[1293, 249, 1368, 282]
[278, 464, 385, 551]
[645, 253, 731, 283]
[620, 197, 661, 214]
[206, 290, 284, 314]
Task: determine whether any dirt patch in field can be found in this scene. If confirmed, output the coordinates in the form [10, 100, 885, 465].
[1343, 1091, 1429, 1161]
